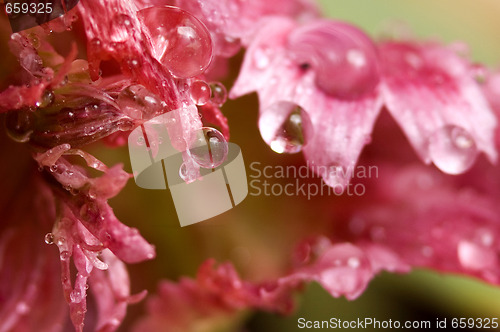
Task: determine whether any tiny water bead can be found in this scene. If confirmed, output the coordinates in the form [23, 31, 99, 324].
[190, 80, 211, 105]
[428, 125, 478, 175]
[188, 127, 228, 168]
[209, 82, 227, 106]
[259, 101, 313, 154]
[44, 233, 55, 245]
[35, 90, 55, 108]
[117, 84, 163, 120]
[138, 6, 213, 78]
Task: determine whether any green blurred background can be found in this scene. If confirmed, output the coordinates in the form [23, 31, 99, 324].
[86, 0, 500, 331]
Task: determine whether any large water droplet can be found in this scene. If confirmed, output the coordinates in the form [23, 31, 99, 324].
[188, 127, 228, 168]
[138, 6, 213, 78]
[117, 84, 163, 120]
[259, 101, 313, 154]
[5, 109, 34, 143]
[45, 233, 55, 245]
[209, 82, 227, 107]
[287, 21, 380, 99]
[428, 125, 478, 174]
[190, 80, 211, 106]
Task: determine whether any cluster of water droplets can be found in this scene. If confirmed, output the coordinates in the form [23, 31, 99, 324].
[259, 101, 313, 154]
[428, 125, 478, 174]
[189, 80, 228, 106]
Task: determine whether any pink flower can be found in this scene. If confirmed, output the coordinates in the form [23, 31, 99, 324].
[231, 17, 497, 185]
[1, 0, 500, 330]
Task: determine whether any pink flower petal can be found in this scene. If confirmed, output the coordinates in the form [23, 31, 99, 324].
[231, 18, 383, 187]
[379, 41, 498, 174]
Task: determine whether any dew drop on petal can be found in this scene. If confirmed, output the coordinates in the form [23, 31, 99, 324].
[35, 90, 55, 108]
[259, 101, 313, 154]
[428, 125, 478, 175]
[60, 251, 70, 261]
[190, 80, 211, 106]
[209, 82, 227, 107]
[117, 84, 163, 120]
[179, 162, 189, 181]
[44, 233, 55, 245]
[457, 240, 495, 271]
[138, 6, 213, 78]
[188, 127, 228, 168]
[5, 109, 34, 143]
[70, 290, 83, 303]
[287, 21, 380, 99]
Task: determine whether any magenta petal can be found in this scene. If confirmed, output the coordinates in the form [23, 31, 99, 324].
[231, 18, 383, 187]
[380, 41, 498, 174]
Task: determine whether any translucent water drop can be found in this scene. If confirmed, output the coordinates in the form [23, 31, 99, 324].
[209, 82, 227, 106]
[190, 80, 211, 105]
[5, 109, 34, 143]
[254, 46, 270, 69]
[316, 244, 371, 299]
[217, 35, 241, 57]
[287, 21, 380, 99]
[259, 101, 313, 154]
[44, 233, 55, 245]
[179, 162, 189, 181]
[137, 136, 145, 146]
[117, 84, 163, 120]
[70, 290, 83, 303]
[428, 125, 478, 175]
[188, 127, 228, 168]
[60, 251, 70, 260]
[457, 240, 495, 271]
[36, 90, 55, 108]
[138, 6, 213, 78]
[323, 164, 350, 189]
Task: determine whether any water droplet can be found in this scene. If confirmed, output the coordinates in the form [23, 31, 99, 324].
[49, 164, 58, 173]
[27, 33, 40, 49]
[209, 82, 227, 106]
[70, 290, 82, 303]
[190, 80, 211, 106]
[5, 109, 34, 143]
[138, 6, 213, 78]
[254, 46, 270, 69]
[60, 251, 70, 260]
[287, 21, 379, 99]
[126, 58, 141, 69]
[429, 125, 478, 175]
[188, 127, 228, 168]
[179, 162, 189, 181]
[16, 302, 29, 314]
[316, 244, 371, 299]
[259, 101, 313, 154]
[44, 233, 55, 245]
[218, 35, 241, 57]
[137, 136, 145, 146]
[457, 240, 495, 271]
[36, 90, 55, 108]
[117, 84, 163, 120]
